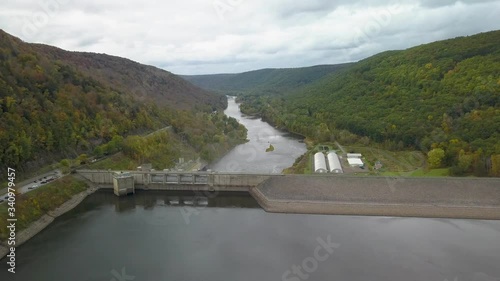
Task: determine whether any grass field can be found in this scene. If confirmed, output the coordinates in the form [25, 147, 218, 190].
[344, 146, 425, 172]
[380, 168, 450, 177]
[283, 151, 313, 174]
[409, 168, 450, 177]
[286, 143, 438, 176]
[87, 152, 139, 170]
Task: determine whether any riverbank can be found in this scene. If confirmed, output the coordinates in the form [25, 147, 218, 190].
[0, 176, 99, 259]
[251, 175, 500, 220]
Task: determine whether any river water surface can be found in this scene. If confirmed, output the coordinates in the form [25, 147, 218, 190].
[210, 96, 307, 173]
[1, 98, 500, 281]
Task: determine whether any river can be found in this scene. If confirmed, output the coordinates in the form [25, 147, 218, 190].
[1, 98, 500, 281]
[209, 96, 306, 173]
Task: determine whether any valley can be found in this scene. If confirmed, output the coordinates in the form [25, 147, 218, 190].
[1, 2, 500, 281]
[188, 31, 500, 177]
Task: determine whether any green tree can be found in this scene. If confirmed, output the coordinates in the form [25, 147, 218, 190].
[316, 123, 331, 142]
[491, 155, 500, 177]
[77, 154, 88, 165]
[428, 148, 445, 168]
[457, 150, 473, 172]
[59, 159, 72, 174]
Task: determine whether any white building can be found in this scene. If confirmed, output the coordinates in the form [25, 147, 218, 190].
[347, 157, 364, 167]
[347, 153, 362, 158]
[314, 152, 328, 173]
[327, 152, 343, 173]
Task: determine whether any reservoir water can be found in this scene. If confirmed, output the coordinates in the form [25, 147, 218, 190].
[1, 98, 500, 281]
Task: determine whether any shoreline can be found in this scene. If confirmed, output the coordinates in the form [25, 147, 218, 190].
[0, 178, 100, 260]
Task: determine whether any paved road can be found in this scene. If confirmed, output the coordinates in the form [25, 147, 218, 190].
[0, 169, 62, 204]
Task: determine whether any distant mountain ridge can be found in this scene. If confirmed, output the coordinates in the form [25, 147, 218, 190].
[182, 64, 352, 95]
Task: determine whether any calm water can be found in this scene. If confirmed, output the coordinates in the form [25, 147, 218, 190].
[1, 190, 499, 281]
[1, 97, 500, 281]
[209, 96, 307, 173]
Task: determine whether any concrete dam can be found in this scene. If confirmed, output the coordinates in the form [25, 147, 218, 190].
[76, 170, 500, 220]
[76, 169, 274, 193]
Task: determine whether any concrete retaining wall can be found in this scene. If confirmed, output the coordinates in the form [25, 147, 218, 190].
[78, 170, 115, 184]
[142, 184, 248, 192]
[252, 188, 500, 220]
[252, 176, 500, 220]
[77, 170, 276, 191]
[210, 174, 275, 187]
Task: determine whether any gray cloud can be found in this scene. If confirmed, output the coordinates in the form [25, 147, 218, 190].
[0, 0, 499, 74]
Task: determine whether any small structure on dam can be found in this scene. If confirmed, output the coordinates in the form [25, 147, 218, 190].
[113, 172, 135, 196]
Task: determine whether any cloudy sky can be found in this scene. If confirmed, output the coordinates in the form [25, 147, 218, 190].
[1, 0, 499, 75]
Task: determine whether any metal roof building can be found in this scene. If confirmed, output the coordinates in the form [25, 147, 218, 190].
[347, 153, 362, 158]
[314, 152, 328, 173]
[347, 157, 364, 167]
[327, 152, 343, 173]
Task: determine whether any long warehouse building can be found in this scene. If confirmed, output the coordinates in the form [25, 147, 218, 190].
[314, 152, 328, 173]
[327, 152, 343, 173]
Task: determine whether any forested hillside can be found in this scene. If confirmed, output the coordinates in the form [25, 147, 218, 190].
[0, 30, 245, 171]
[33, 44, 225, 110]
[182, 64, 352, 95]
[239, 31, 500, 176]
